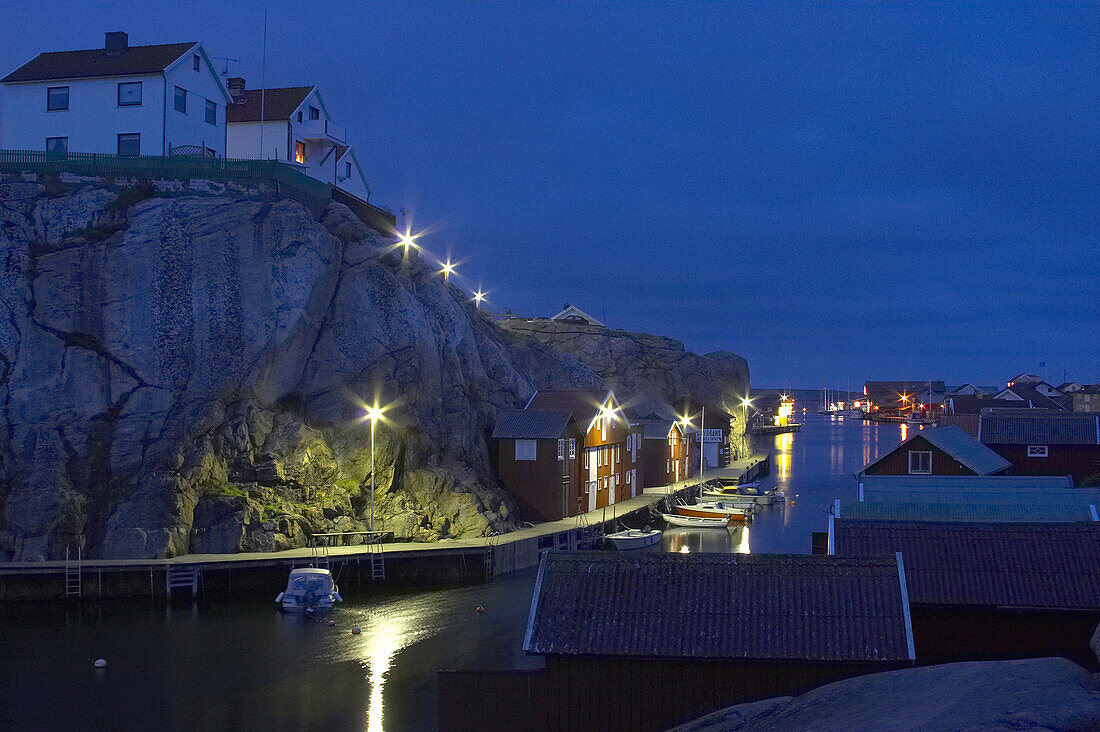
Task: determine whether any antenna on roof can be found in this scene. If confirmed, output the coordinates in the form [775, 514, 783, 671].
[259, 10, 267, 157]
[211, 56, 240, 77]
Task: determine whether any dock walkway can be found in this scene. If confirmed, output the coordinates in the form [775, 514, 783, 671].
[0, 454, 769, 597]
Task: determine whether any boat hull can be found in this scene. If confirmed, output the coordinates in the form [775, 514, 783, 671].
[700, 491, 759, 505]
[661, 513, 731, 529]
[605, 529, 662, 550]
[675, 505, 750, 523]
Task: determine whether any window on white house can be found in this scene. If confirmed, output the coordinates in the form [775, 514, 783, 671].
[174, 86, 187, 113]
[557, 439, 564, 461]
[46, 137, 68, 153]
[294, 141, 305, 164]
[193, 54, 201, 71]
[297, 110, 303, 123]
[47, 86, 69, 111]
[205, 100, 216, 125]
[117, 82, 142, 106]
[117, 133, 140, 157]
[515, 440, 537, 461]
[1027, 445, 1049, 458]
[309, 105, 320, 120]
[568, 438, 576, 459]
[345, 161, 352, 178]
[908, 450, 932, 475]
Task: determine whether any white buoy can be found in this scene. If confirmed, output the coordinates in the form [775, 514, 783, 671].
[94, 658, 107, 668]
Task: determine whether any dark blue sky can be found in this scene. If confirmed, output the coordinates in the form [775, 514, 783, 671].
[3, 2, 1098, 388]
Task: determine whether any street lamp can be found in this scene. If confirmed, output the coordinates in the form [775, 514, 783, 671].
[472, 290, 485, 308]
[440, 260, 455, 280]
[399, 233, 417, 256]
[741, 397, 752, 456]
[366, 405, 384, 532]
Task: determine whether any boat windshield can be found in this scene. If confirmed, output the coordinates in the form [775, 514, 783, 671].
[286, 573, 332, 595]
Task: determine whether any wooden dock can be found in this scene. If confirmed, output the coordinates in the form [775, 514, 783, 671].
[0, 457, 769, 600]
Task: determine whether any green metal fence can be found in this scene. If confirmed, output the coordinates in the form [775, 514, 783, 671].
[0, 149, 332, 199]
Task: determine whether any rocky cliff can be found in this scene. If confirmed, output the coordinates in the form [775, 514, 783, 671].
[0, 179, 748, 559]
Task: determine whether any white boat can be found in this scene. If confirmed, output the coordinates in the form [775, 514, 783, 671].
[675, 500, 754, 523]
[275, 567, 343, 612]
[661, 513, 731, 529]
[605, 528, 662, 550]
[699, 487, 761, 505]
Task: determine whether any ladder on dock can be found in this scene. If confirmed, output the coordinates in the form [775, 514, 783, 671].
[166, 565, 201, 598]
[65, 545, 82, 598]
[369, 541, 385, 581]
[484, 533, 497, 583]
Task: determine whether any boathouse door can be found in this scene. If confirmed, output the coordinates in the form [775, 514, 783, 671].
[587, 449, 597, 511]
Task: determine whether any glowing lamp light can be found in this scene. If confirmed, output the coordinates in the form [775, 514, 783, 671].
[399, 233, 417, 254]
[679, 545, 690, 554]
[440, 260, 455, 280]
[472, 290, 486, 308]
[366, 406, 384, 422]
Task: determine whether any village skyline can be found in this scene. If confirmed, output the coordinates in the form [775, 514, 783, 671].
[1, 1, 1097, 387]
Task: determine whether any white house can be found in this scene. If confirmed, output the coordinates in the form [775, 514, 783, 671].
[550, 305, 605, 327]
[0, 32, 230, 157]
[225, 80, 371, 201]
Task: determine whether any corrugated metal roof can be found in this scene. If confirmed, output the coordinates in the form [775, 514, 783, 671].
[524, 552, 911, 662]
[979, 413, 1100, 445]
[834, 521, 1100, 610]
[640, 419, 676, 440]
[492, 410, 573, 440]
[860, 426, 1009, 476]
[843, 501, 1097, 524]
[859, 475, 1075, 493]
[2, 42, 196, 83]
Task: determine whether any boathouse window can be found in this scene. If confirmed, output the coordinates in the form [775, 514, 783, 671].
[568, 439, 576, 459]
[908, 450, 932, 474]
[515, 439, 537, 461]
[47, 86, 69, 111]
[557, 439, 565, 461]
[1027, 445, 1049, 458]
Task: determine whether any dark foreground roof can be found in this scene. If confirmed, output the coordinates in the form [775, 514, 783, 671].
[979, 413, 1100, 445]
[526, 390, 610, 424]
[2, 42, 196, 83]
[524, 552, 913, 662]
[833, 521, 1100, 610]
[226, 87, 314, 123]
[492, 409, 573, 440]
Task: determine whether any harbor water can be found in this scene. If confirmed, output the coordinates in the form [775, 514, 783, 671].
[0, 414, 910, 730]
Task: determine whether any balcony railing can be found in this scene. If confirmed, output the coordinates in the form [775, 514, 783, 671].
[299, 119, 346, 144]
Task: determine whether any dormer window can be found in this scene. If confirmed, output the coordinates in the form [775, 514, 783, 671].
[308, 106, 319, 120]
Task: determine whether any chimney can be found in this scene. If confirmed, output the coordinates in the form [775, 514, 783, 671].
[227, 77, 246, 101]
[105, 31, 128, 57]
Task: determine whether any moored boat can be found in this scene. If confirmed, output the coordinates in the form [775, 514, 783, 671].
[675, 501, 753, 523]
[661, 513, 731, 529]
[604, 528, 662, 550]
[699, 487, 761, 505]
[276, 567, 342, 612]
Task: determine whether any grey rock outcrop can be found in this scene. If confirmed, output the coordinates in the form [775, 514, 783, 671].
[671, 657, 1100, 731]
[0, 181, 750, 559]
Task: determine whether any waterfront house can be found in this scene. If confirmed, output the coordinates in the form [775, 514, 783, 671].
[856, 425, 1010, 478]
[978, 410, 1100, 484]
[833, 520, 1100, 670]
[1, 32, 230, 157]
[524, 390, 641, 510]
[992, 384, 1065, 410]
[225, 80, 371, 202]
[855, 474, 1076, 502]
[491, 410, 585, 521]
[440, 552, 914, 731]
[863, 380, 946, 416]
[549, 304, 604, 327]
[637, 418, 689, 487]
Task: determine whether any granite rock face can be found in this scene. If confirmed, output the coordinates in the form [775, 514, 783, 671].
[671, 657, 1100, 731]
[0, 182, 750, 559]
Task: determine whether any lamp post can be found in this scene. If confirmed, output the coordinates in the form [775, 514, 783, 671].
[366, 406, 383, 532]
[741, 397, 752, 458]
[473, 290, 485, 309]
[441, 260, 455, 281]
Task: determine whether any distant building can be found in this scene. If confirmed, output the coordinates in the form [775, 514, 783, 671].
[225, 80, 371, 201]
[863, 380, 946, 416]
[438, 552, 914, 731]
[1057, 382, 1084, 394]
[1006, 372, 1040, 386]
[549, 304, 604, 327]
[978, 410, 1100, 484]
[491, 410, 584, 522]
[0, 32, 231, 157]
[833, 520, 1100, 669]
[636, 418, 689, 487]
[857, 425, 1010, 478]
[993, 383, 1064, 407]
[1069, 383, 1100, 413]
[525, 390, 641, 511]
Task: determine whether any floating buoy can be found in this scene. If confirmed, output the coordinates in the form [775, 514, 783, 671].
[94, 659, 107, 668]
[351, 626, 361, 635]
[790, 500, 796, 506]
[327, 619, 335, 626]
[476, 606, 485, 614]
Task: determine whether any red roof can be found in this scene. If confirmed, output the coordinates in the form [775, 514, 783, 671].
[2, 42, 196, 83]
[226, 87, 313, 123]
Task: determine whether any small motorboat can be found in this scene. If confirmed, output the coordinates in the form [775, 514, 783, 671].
[276, 567, 343, 612]
[699, 487, 760, 505]
[661, 513, 731, 529]
[675, 501, 754, 523]
[604, 528, 662, 550]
